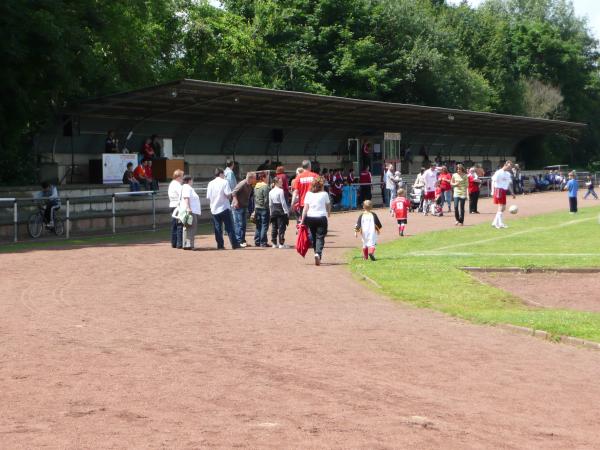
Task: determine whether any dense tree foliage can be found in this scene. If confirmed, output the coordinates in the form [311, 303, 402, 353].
[1, 0, 599, 183]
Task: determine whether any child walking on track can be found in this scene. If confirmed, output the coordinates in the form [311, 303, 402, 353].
[390, 188, 411, 236]
[354, 200, 382, 261]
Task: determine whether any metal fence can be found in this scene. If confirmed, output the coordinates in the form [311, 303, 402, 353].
[0, 191, 160, 243]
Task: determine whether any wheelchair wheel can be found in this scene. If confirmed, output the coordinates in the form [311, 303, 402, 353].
[53, 216, 65, 236]
[28, 213, 44, 238]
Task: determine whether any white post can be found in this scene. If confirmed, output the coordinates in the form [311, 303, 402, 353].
[112, 195, 116, 234]
[152, 192, 156, 231]
[13, 200, 18, 243]
[66, 199, 70, 239]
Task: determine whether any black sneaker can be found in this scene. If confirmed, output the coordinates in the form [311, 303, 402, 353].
[369, 254, 376, 261]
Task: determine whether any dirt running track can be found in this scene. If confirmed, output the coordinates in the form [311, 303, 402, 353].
[1, 192, 599, 449]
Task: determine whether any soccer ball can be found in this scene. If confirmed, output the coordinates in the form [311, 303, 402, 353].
[509, 204, 519, 214]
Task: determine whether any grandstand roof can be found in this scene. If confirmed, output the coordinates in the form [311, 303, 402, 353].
[68, 78, 585, 142]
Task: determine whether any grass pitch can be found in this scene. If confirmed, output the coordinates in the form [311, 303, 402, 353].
[350, 206, 600, 342]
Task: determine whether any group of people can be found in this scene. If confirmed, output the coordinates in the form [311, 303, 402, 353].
[105, 130, 162, 159]
[166, 160, 329, 263]
[412, 162, 486, 226]
[122, 159, 159, 192]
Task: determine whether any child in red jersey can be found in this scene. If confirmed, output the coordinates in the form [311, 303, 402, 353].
[390, 188, 411, 236]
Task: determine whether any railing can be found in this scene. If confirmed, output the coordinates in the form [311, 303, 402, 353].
[1, 191, 160, 243]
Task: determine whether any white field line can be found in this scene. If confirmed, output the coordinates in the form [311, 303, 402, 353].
[424, 217, 594, 253]
[408, 252, 599, 257]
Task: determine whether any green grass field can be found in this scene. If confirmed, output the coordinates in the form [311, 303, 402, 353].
[350, 206, 600, 342]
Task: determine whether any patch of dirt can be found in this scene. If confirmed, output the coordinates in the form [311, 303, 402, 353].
[474, 272, 600, 312]
[1, 191, 599, 448]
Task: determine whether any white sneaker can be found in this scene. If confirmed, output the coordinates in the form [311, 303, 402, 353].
[314, 254, 321, 266]
[500, 224, 508, 228]
[279, 244, 290, 249]
[271, 244, 278, 248]
[240, 242, 248, 248]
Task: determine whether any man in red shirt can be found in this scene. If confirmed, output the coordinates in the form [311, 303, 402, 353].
[358, 165, 372, 205]
[438, 166, 452, 213]
[390, 188, 411, 236]
[134, 160, 151, 190]
[291, 160, 318, 218]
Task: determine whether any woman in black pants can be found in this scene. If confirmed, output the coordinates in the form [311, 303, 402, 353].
[301, 177, 331, 266]
[451, 164, 468, 226]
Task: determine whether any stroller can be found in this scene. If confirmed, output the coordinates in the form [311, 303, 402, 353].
[409, 187, 422, 212]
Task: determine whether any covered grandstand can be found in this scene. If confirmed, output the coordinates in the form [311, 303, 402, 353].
[35, 79, 586, 181]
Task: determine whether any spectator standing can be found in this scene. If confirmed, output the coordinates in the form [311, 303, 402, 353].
[206, 168, 240, 250]
[291, 160, 318, 219]
[383, 164, 395, 207]
[275, 166, 290, 202]
[168, 169, 184, 249]
[253, 172, 271, 247]
[467, 167, 481, 214]
[180, 175, 202, 250]
[422, 163, 438, 215]
[491, 161, 515, 229]
[347, 168, 356, 185]
[330, 169, 344, 205]
[122, 162, 140, 192]
[439, 166, 452, 213]
[566, 171, 579, 213]
[105, 130, 118, 153]
[151, 134, 162, 158]
[231, 172, 256, 247]
[584, 176, 598, 200]
[141, 138, 155, 160]
[301, 177, 331, 266]
[451, 164, 468, 226]
[358, 165, 372, 204]
[513, 164, 523, 194]
[224, 159, 237, 192]
[269, 176, 290, 248]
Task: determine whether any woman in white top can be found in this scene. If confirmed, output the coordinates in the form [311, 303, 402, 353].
[167, 169, 184, 248]
[269, 177, 290, 248]
[180, 175, 202, 250]
[300, 177, 331, 265]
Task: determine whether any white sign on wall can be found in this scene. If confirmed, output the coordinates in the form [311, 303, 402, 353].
[162, 138, 173, 159]
[102, 153, 138, 184]
[384, 132, 402, 141]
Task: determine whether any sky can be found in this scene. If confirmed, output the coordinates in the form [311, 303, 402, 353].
[447, 0, 600, 39]
[209, 0, 599, 39]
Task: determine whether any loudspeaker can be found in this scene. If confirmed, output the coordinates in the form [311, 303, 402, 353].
[62, 115, 80, 137]
[272, 128, 283, 143]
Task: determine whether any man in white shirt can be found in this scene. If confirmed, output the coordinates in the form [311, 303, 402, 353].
[206, 168, 240, 249]
[422, 163, 439, 215]
[167, 169, 184, 248]
[491, 160, 515, 229]
[383, 164, 395, 207]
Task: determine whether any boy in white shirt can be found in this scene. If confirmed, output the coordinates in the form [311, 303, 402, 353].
[354, 200, 383, 261]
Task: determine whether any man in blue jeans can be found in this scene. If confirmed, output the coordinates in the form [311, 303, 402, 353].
[206, 168, 240, 249]
[231, 172, 256, 247]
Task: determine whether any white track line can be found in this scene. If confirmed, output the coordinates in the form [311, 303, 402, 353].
[408, 252, 599, 257]
[427, 217, 594, 253]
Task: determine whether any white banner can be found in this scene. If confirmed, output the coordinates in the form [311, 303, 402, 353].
[384, 132, 402, 141]
[102, 153, 138, 184]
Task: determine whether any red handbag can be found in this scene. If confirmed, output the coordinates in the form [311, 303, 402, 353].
[295, 224, 310, 257]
